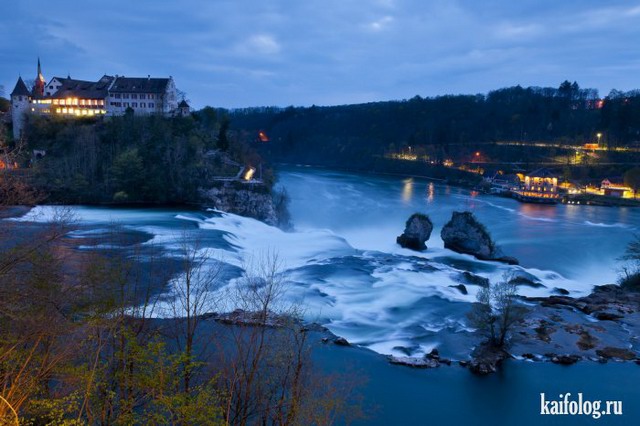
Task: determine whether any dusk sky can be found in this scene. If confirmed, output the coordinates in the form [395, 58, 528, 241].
[1, 0, 639, 109]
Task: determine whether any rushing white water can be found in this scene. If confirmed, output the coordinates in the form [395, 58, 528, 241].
[10, 166, 640, 358]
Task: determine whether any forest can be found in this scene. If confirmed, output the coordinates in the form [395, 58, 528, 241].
[224, 82, 640, 170]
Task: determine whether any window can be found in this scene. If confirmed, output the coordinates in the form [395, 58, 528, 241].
[132, 102, 138, 108]
[123, 94, 129, 99]
[149, 102, 154, 108]
[149, 94, 155, 99]
[140, 94, 146, 99]
[115, 94, 121, 99]
[131, 94, 137, 99]
[141, 102, 146, 108]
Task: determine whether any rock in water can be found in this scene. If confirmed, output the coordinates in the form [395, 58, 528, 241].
[440, 211, 519, 265]
[199, 183, 277, 225]
[396, 213, 433, 251]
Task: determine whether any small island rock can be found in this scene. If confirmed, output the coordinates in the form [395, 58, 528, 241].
[396, 213, 433, 251]
[440, 211, 518, 265]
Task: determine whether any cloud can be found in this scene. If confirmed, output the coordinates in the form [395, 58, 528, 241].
[366, 15, 395, 32]
[494, 23, 543, 40]
[237, 34, 282, 56]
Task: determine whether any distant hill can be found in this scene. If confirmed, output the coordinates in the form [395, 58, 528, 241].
[224, 82, 640, 169]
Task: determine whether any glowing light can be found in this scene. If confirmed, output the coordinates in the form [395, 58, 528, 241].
[243, 167, 256, 181]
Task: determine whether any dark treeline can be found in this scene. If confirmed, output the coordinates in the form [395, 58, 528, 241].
[14, 108, 270, 204]
[225, 82, 640, 167]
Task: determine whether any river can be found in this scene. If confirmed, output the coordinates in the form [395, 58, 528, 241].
[12, 165, 640, 424]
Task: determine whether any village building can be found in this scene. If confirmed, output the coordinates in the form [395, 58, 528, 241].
[513, 167, 560, 203]
[601, 179, 634, 198]
[10, 59, 186, 138]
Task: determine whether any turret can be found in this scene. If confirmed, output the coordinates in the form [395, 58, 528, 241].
[10, 77, 31, 139]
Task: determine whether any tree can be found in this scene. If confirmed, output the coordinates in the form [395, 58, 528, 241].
[217, 116, 230, 152]
[111, 148, 144, 201]
[467, 273, 527, 347]
[0, 208, 77, 422]
[624, 167, 640, 199]
[619, 234, 640, 291]
[167, 235, 223, 394]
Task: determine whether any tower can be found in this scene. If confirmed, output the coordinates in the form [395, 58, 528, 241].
[33, 57, 46, 97]
[10, 77, 31, 139]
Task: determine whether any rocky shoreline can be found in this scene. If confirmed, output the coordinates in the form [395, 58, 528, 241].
[344, 282, 640, 375]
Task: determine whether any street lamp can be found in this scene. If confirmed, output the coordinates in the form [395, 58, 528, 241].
[596, 132, 602, 145]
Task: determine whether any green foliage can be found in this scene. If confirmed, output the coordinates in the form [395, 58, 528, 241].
[111, 148, 144, 200]
[22, 392, 84, 426]
[22, 113, 267, 204]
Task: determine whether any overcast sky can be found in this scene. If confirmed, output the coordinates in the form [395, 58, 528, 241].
[1, 0, 639, 108]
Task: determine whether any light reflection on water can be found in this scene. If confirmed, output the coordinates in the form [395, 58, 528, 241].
[427, 182, 435, 203]
[401, 178, 413, 204]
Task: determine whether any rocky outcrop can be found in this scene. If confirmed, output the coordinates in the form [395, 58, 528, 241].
[595, 347, 637, 361]
[396, 213, 433, 251]
[467, 344, 511, 375]
[333, 337, 350, 346]
[440, 211, 518, 264]
[449, 284, 468, 295]
[549, 354, 581, 365]
[527, 284, 640, 317]
[459, 271, 490, 287]
[388, 349, 451, 368]
[200, 183, 277, 225]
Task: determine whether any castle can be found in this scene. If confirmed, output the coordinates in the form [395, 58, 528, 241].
[10, 59, 189, 138]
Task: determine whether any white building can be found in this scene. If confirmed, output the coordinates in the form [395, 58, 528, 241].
[10, 59, 183, 138]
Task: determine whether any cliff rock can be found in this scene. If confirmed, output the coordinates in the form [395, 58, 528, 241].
[200, 183, 277, 225]
[440, 211, 518, 264]
[396, 213, 433, 251]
